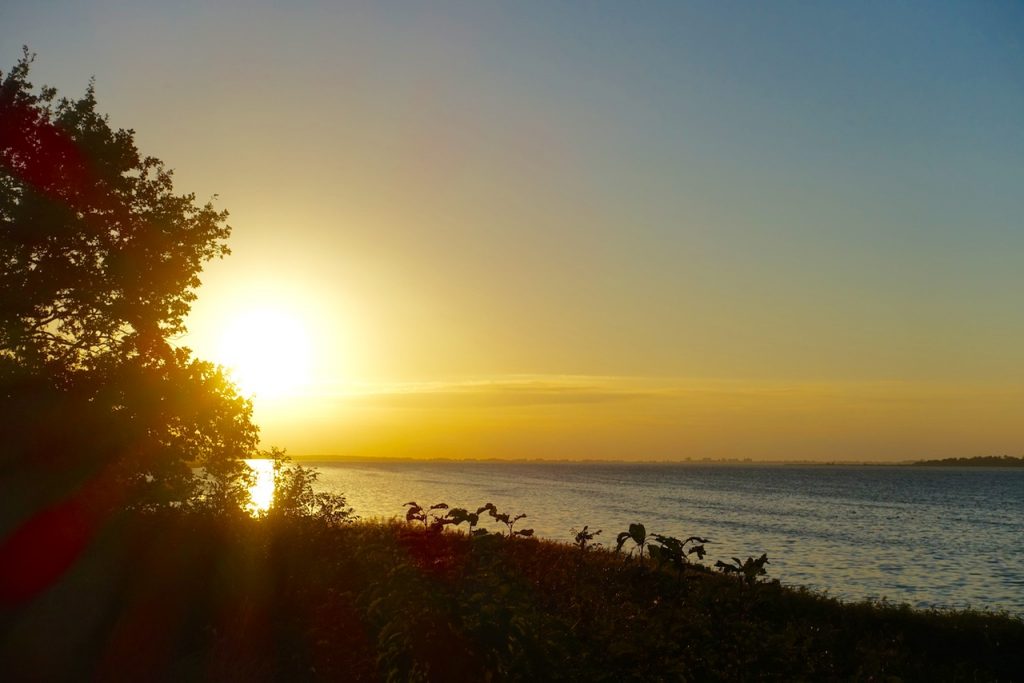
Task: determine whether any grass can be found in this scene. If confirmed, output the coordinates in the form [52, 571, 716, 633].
[3, 511, 1022, 681]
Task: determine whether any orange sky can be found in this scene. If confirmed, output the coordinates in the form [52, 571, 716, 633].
[243, 377, 1022, 462]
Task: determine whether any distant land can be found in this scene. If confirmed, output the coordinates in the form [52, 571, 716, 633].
[288, 454, 1024, 467]
[911, 455, 1024, 468]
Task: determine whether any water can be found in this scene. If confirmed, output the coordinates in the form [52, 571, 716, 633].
[298, 461, 1024, 615]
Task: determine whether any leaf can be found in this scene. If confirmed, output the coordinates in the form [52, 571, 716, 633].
[628, 523, 646, 545]
[655, 535, 684, 555]
[516, 528, 534, 537]
[430, 502, 449, 510]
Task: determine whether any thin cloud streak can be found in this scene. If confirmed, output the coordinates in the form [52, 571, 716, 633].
[291, 375, 1024, 409]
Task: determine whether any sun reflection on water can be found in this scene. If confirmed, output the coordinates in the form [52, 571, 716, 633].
[245, 459, 275, 515]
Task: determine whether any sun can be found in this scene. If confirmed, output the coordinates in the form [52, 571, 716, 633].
[216, 308, 313, 398]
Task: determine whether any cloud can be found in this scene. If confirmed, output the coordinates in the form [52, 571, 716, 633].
[298, 374, 1024, 414]
[326, 376, 660, 408]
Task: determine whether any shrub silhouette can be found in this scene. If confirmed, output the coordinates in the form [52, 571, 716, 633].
[616, 522, 649, 557]
[715, 553, 771, 585]
[403, 501, 452, 530]
[477, 502, 534, 538]
[648, 534, 710, 573]
[571, 525, 602, 551]
[400, 502, 536, 538]
[443, 507, 482, 535]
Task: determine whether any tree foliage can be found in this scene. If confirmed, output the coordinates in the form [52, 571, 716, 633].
[0, 49, 256, 510]
[264, 449, 356, 524]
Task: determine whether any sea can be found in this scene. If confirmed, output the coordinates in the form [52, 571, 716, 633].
[295, 460, 1024, 616]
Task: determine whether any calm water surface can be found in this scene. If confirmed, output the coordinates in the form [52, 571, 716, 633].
[299, 461, 1023, 615]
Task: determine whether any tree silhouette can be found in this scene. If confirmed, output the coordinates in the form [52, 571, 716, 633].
[0, 49, 257, 513]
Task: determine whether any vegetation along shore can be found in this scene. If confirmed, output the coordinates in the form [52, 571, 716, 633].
[3, 458, 1022, 681]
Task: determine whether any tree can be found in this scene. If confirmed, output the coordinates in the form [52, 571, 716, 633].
[263, 448, 356, 524]
[0, 49, 257, 512]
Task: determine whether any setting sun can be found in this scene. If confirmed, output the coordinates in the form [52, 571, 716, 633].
[216, 308, 312, 398]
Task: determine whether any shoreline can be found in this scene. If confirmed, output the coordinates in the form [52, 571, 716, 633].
[284, 454, 1024, 468]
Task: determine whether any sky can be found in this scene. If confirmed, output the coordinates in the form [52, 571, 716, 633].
[3, 1, 1023, 460]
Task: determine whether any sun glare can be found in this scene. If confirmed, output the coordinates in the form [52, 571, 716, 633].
[245, 458, 275, 515]
[217, 308, 312, 398]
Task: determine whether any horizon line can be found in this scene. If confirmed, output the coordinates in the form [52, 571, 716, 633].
[272, 454, 1022, 466]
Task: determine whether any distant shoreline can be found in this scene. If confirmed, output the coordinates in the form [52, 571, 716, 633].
[283, 454, 1024, 467]
[909, 455, 1024, 468]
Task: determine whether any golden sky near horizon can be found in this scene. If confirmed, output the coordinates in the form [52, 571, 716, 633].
[235, 376, 1023, 462]
[6, 3, 1022, 460]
